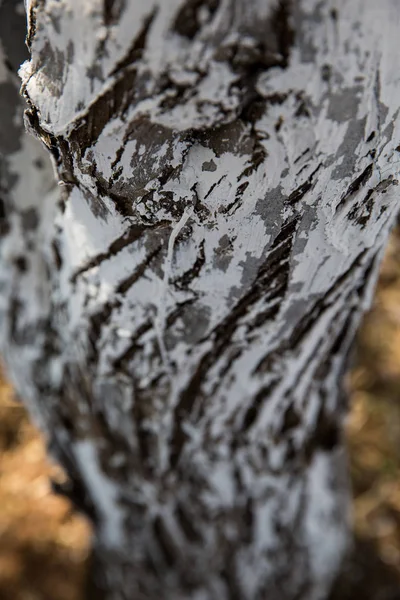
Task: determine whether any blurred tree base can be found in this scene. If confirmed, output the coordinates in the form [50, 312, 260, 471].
[2, 228, 400, 599]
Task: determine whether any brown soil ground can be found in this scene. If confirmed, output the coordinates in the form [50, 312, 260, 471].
[2, 229, 400, 600]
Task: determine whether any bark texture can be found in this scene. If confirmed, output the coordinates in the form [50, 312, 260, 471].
[1, 1, 400, 599]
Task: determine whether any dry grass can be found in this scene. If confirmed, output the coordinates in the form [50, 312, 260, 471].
[0, 378, 91, 600]
[350, 230, 400, 564]
[331, 227, 400, 599]
[2, 229, 400, 599]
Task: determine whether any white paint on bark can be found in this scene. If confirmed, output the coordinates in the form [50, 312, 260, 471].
[75, 440, 125, 548]
[1, 0, 400, 598]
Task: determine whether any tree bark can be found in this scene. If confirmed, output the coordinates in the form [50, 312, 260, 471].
[1, 1, 400, 599]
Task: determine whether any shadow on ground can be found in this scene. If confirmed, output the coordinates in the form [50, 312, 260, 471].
[330, 536, 400, 600]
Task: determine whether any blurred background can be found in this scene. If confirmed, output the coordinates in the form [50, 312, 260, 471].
[2, 229, 400, 600]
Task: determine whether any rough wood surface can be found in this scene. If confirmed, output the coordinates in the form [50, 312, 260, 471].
[1, 1, 400, 598]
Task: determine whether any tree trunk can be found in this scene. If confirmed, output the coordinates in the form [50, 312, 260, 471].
[1, 1, 400, 598]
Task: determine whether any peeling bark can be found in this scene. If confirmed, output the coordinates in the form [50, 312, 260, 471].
[1, 0, 400, 599]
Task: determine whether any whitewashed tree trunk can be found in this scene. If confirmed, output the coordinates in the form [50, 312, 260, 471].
[1, 1, 400, 598]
